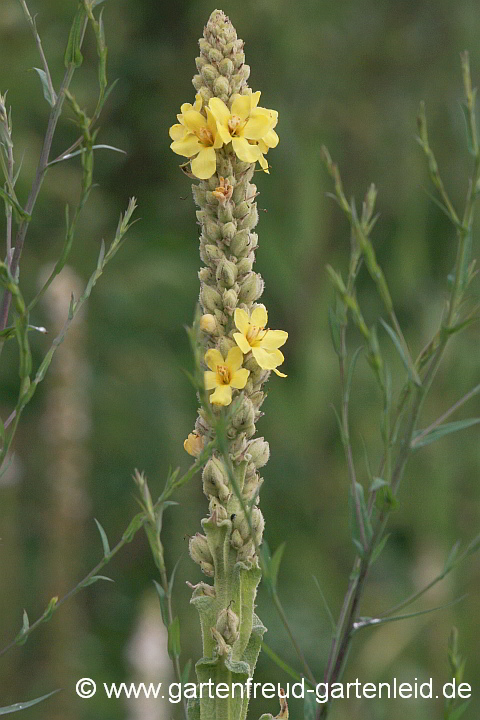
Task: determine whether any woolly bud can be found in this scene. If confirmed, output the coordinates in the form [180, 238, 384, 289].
[192, 185, 207, 206]
[238, 204, 259, 231]
[202, 456, 230, 502]
[213, 75, 230, 98]
[216, 608, 239, 645]
[231, 397, 255, 431]
[216, 258, 237, 288]
[195, 56, 207, 72]
[251, 507, 265, 546]
[201, 64, 219, 84]
[231, 529, 244, 549]
[247, 437, 270, 469]
[205, 219, 222, 241]
[230, 229, 250, 257]
[204, 244, 223, 263]
[209, 498, 228, 523]
[236, 539, 255, 563]
[232, 512, 250, 541]
[218, 335, 236, 357]
[218, 205, 233, 223]
[200, 313, 217, 334]
[221, 221, 237, 242]
[189, 533, 214, 566]
[198, 85, 213, 106]
[232, 53, 245, 69]
[243, 473, 263, 501]
[233, 201, 249, 219]
[211, 627, 229, 656]
[239, 272, 264, 304]
[222, 288, 238, 314]
[236, 256, 254, 276]
[192, 74, 203, 91]
[219, 57, 234, 76]
[200, 285, 223, 312]
[249, 390, 265, 410]
[184, 432, 205, 457]
[208, 48, 223, 64]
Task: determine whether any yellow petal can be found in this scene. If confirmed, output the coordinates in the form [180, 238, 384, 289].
[170, 134, 202, 158]
[231, 93, 254, 121]
[193, 93, 203, 112]
[233, 332, 251, 354]
[252, 346, 284, 370]
[169, 123, 187, 141]
[206, 107, 224, 149]
[191, 147, 216, 179]
[180, 102, 193, 116]
[230, 367, 250, 389]
[208, 97, 231, 125]
[232, 136, 261, 164]
[258, 152, 269, 172]
[204, 370, 218, 390]
[261, 329, 288, 350]
[273, 368, 287, 377]
[225, 346, 244, 372]
[234, 308, 250, 334]
[243, 112, 273, 141]
[251, 306, 267, 328]
[183, 109, 207, 133]
[263, 128, 279, 149]
[210, 384, 232, 406]
[205, 348, 224, 371]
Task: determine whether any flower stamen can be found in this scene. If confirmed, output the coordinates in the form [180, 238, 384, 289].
[217, 364, 231, 384]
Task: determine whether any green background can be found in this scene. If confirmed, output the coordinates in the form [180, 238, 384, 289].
[1, 1, 480, 719]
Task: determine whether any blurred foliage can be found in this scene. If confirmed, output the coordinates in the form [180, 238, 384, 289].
[1, 1, 480, 719]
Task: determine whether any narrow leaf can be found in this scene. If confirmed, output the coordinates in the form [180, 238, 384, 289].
[444, 540, 461, 573]
[328, 306, 342, 357]
[122, 512, 145, 542]
[168, 556, 182, 598]
[412, 418, 480, 449]
[80, 575, 113, 588]
[312, 575, 335, 632]
[304, 694, 317, 720]
[261, 641, 303, 684]
[0, 691, 60, 715]
[370, 533, 390, 566]
[32, 68, 55, 107]
[449, 699, 471, 720]
[94, 518, 110, 557]
[345, 346, 363, 406]
[380, 318, 420, 386]
[181, 659, 192, 685]
[167, 616, 181, 659]
[64, 4, 86, 68]
[153, 580, 168, 626]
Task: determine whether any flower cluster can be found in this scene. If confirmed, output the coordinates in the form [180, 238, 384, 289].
[169, 88, 278, 179]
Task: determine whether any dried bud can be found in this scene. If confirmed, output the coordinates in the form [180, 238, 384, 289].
[184, 432, 205, 457]
[216, 607, 239, 644]
[200, 314, 217, 334]
[212, 176, 234, 204]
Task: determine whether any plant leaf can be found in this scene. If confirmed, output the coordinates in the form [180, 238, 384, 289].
[270, 542, 286, 590]
[304, 693, 318, 720]
[32, 68, 55, 107]
[80, 575, 113, 588]
[312, 575, 335, 632]
[167, 616, 181, 660]
[0, 691, 60, 715]
[412, 418, 480, 449]
[94, 518, 110, 557]
[261, 641, 303, 684]
[380, 318, 420, 386]
[153, 580, 168, 626]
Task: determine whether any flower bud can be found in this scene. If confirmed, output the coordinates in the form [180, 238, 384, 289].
[195, 56, 207, 71]
[236, 256, 253, 276]
[236, 539, 255, 563]
[216, 258, 237, 288]
[198, 86, 213, 105]
[219, 57, 234, 76]
[251, 507, 265, 545]
[230, 230, 250, 257]
[247, 437, 270, 468]
[232, 53, 245, 69]
[200, 561, 215, 577]
[200, 313, 217, 334]
[221, 221, 237, 242]
[222, 288, 238, 314]
[231, 397, 255, 431]
[231, 529, 244, 549]
[200, 284, 223, 312]
[243, 473, 263, 501]
[189, 533, 214, 565]
[205, 219, 222, 241]
[233, 201, 249, 219]
[202, 456, 230, 502]
[216, 608, 239, 644]
[201, 63, 219, 84]
[239, 272, 264, 304]
[209, 498, 228, 523]
[184, 432, 205, 457]
[218, 335, 236, 357]
[213, 75, 230, 97]
[238, 204, 259, 231]
[208, 48, 223, 64]
[203, 244, 223, 263]
[218, 205, 233, 223]
[249, 390, 265, 410]
[232, 512, 250, 541]
[198, 38, 210, 55]
[192, 185, 206, 206]
[192, 74, 203, 91]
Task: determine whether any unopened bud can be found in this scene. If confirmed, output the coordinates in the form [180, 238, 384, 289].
[201, 63, 219, 84]
[200, 284, 223, 312]
[247, 437, 270, 468]
[205, 219, 222, 241]
[202, 457, 230, 502]
[208, 48, 223, 63]
[219, 57, 234, 76]
[251, 507, 265, 545]
[216, 258, 237, 288]
[221, 221, 237, 242]
[230, 230, 250, 258]
[189, 533, 214, 566]
[236, 256, 253, 275]
[203, 244, 223, 263]
[200, 314, 217, 334]
[213, 76, 230, 97]
[216, 608, 239, 644]
[222, 288, 238, 314]
[239, 272, 264, 304]
[231, 397, 255, 431]
[238, 204, 259, 231]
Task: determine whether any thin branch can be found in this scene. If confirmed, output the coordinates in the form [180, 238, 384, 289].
[18, 0, 57, 105]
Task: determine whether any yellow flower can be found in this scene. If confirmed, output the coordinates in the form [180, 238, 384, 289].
[208, 91, 278, 168]
[233, 306, 287, 376]
[204, 347, 250, 406]
[169, 94, 223, 179]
